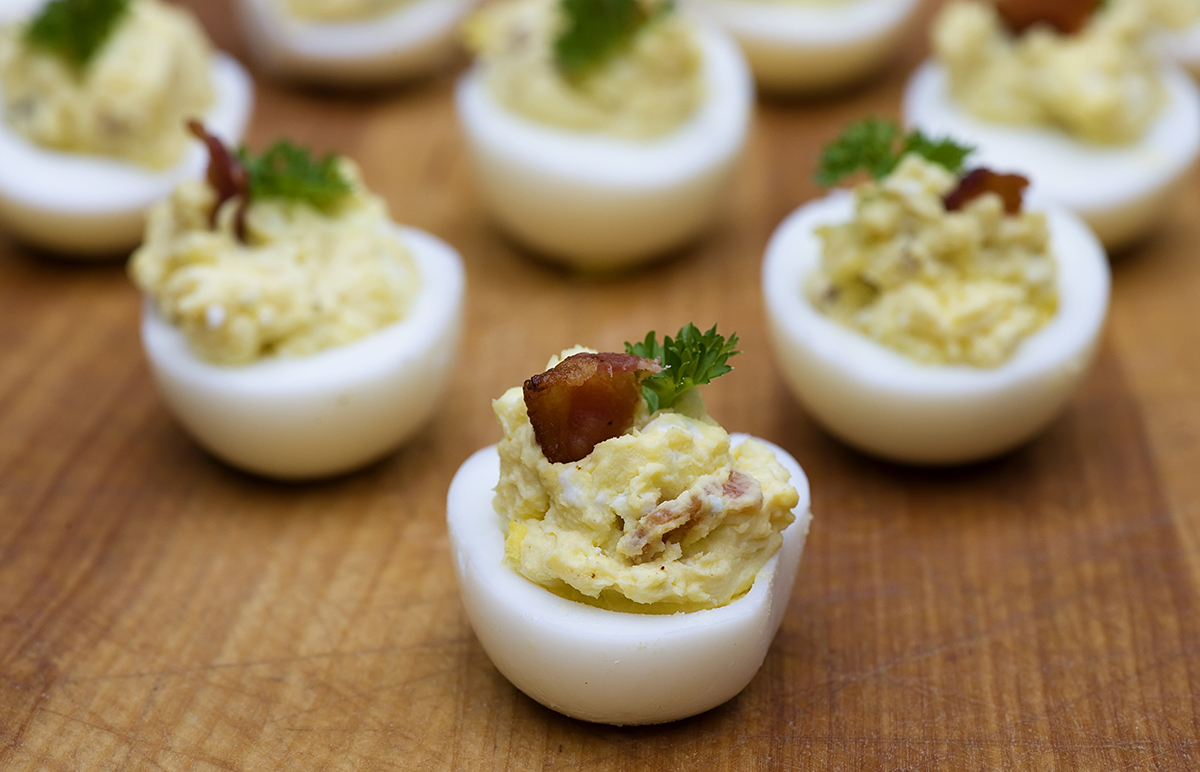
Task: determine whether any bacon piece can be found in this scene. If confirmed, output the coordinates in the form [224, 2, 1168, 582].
[995, 0, 1100, 36]
[524, 352, 661, 464]
[944, 168, 1029, 215]
[186, 120, 249, 242]
[617, 469, 764, 563]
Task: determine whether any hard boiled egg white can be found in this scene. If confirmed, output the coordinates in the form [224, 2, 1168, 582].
[455, 21, 752, 270]
[446, 435, 812, 725]
[141, 226, 464, 480]
[903, 60, 1200, 251]
[683, 0, 922, 93]
[762, 191, 1110, 466]
[235, 0, 477, 86]
[0, 53, 254, 258]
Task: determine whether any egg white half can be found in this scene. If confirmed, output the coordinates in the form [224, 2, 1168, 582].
[141, 225, 465, 480]
[683, 0, 922, 93]
[446, 435, 812, 725]
[0, 0, 44, 25]
[455, 20, 753, 269]
[903, 59, 1200, 251]
[0, 53, 254, 258]
[761, 190, 1110, 465]
[235, 0, 477, 86]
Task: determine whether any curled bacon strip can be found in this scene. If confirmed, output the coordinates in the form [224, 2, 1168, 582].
[524, 352, 662, 464]
[944, 168, 1030, 215]
[995, 0, 1100, 36]
[186, 120, 249, 243]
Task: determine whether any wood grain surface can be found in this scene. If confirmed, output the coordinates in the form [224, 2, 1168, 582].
[3, 1, 1200, 769]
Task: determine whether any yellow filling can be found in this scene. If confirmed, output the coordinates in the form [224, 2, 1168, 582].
[465, 0, 705, 140]
[130, 161, 420, 366]
[807, 156, 1058, 368]
[933, 0, 1165, 145]
[0, 0, 214, 169]
[494, 349, 798, 614]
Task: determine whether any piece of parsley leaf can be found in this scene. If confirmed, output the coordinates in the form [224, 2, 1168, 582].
[25, 0, 130, 70]
[625, 323, 739, 413]
[237, 141, 352, 211]
[814, 118, 973, 187]
[554, 0, 666, 81]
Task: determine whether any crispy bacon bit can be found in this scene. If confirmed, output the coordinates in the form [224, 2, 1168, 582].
[944, 168, 1029, 215]
[524, 352, 661, 464]
[618, 469, 763, 564]
[186, 120, 249, 242]
[995, 0, 1100, 36]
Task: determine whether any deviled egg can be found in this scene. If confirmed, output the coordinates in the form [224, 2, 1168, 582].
[447, 328, 813, 724]
[456, 0, 753, 269]
[131, 130, 464, 479]
[234, 0, 478, 86]
[762, 121, 1110, 465]
[0, 0, 254, 257]
[903, 0, 1200, 250]
[682, 0, 923, 93]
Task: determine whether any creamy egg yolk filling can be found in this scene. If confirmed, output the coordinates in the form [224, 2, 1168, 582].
[933, 0, 1165, 145]
[464, 0, 705, 139]
[282, 0, 415, 23]
[1144, 0, 1200, 29]
[0, 0, 214, 169]
[806, 155, 1058, 368]
[129, 161, 420, 366]
[493, 349, 798, 614]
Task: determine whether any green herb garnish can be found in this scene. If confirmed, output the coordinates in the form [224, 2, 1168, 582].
[25, 0, 130, 70]
[625, 323, 739, 413]
[554, 0, 668, 81]
[237, 141, 353, 211]
[814, 118, 973, 188]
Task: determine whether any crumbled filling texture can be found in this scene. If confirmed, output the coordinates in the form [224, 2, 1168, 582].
[464, 0, 704, 139]
[283, 0, 413, 23]
[0, 0, 214, 169]
[129, 161, 420, 366]
[933, 0, 1165, 145]
[1141, 0, 1200, 29]
[494, 348, 799, 614]
[807, 155, 1058, 368]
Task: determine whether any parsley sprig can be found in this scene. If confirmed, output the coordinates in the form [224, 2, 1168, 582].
[625, 323, 739, 413]
[815, 118, 973, 187]
[554, 0, 669, 81]
[237, 141, 353, 211]
[25, 0, 130, 70]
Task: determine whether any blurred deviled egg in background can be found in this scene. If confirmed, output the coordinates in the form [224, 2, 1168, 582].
[131, 127, 464, 480]
[456, 0, 753, 270]
[0, 0, 253, 257]
[235, 0, 479, 86]
[682, 0, 924, 94]
[448, 328, 812, 724]
[763, 120, 1110, 465]
[904, 0, 1200, 251]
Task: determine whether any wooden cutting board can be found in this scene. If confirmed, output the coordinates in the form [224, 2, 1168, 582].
[3, 1, 1199, 769]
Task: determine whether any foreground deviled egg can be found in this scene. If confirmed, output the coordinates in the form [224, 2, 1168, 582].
[235, 0, 478, 86]
[682, 0, 923, 93]
[131, 128, 464, 479]
[763, 120, 1110, 465]
[903, 0, 1200, 251]
[447, 325, 812, 725]
[0, 0, 253, 257]
[456, 0, 753, 269]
